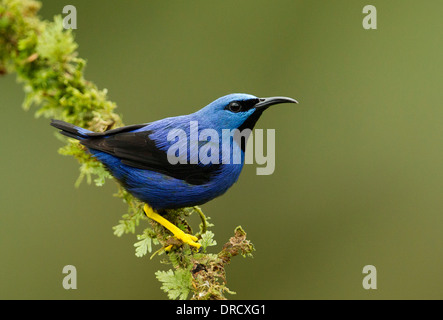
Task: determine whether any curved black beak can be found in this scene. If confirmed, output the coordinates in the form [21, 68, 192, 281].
[254, 96, 299, 110]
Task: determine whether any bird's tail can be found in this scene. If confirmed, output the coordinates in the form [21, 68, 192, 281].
[50, 119, 93, 140]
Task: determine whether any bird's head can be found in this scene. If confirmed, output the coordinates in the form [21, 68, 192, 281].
[196, 93, 298, 131]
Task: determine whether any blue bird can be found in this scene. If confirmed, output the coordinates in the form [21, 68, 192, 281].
[51, 93, 297, 248]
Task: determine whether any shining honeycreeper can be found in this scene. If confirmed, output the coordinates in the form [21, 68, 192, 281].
[51, 93, 297, 248]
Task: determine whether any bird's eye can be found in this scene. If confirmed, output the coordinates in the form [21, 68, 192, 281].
[227, 102, 242, 113]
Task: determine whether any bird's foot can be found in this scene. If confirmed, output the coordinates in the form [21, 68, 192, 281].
[144, 204, 201, 250]
[174, 230, 201, 249]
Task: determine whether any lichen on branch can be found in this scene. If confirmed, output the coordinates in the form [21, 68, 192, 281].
[0, 0, 255, 300]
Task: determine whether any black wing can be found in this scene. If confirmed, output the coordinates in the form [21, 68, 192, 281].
[81, 130, 221, 185]
[86, 124, 149, 137]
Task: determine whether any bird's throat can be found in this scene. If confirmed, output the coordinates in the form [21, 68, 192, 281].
[237, 109, 265, 152]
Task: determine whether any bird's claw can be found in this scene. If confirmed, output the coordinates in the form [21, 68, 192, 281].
[175, 231, 201, 249]
[143, 204, 201, 250]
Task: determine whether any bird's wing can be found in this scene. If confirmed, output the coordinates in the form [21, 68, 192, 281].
[85, 123, 149, 137]
[81, 129, 221, 185]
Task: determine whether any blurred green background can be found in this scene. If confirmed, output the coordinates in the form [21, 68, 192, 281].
[1, 0, 442, 299]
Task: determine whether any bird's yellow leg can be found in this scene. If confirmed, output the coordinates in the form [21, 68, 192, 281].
[144, 204, 201, 249]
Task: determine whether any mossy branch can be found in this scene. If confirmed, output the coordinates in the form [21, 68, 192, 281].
[0, 0, 254, 300]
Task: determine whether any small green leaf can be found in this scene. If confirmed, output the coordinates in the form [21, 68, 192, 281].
[155, 269, 192, 300]
[133, 228, 158, 256]
[134, 236, 151, 257]
[199, 231, 217, 252]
